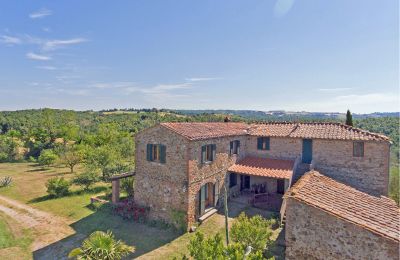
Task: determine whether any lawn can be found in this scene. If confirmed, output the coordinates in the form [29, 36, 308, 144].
[0, 162, 283, 259]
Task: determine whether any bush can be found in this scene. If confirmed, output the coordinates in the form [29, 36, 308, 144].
[38, 149, 58, 167]
[230, 213, 275, 252]
[0, 176, 12, 188]
[45, 177, 70, 197]
[121, 177, 134, 197]
[73, 170, 100, 191]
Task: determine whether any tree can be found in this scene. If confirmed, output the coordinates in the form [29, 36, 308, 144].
[73, 169, 100, 191]
[186, 232, 265, 260]
[85, 145, 118, 179]
[68, 230, 134, 260]
[38, 149, 58, 167]
[46, 177, 70, 197]
[346, 109, 353, 126]
[230, 213, 274, 252]
[60, 146, 83, 173]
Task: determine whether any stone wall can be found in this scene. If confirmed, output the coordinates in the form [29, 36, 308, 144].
[313, 140, 390, 195]
[285, 198, 399, 260]
[134, 125, 190, 224]
[187, 135, 247, 226]
[246, 136, 302, 160]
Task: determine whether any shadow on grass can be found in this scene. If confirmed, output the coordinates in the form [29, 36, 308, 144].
[27, 186, 109, 204]
[32, 203, 180, 259]
[26, 167, 49, 172]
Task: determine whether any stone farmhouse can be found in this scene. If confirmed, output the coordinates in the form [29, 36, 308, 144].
[134, 122, 392, 227]
[284, 171, 399, 260]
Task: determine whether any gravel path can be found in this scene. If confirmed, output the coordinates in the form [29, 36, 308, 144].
[0, 195, 75, 251]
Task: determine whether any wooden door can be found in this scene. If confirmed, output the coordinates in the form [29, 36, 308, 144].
[302, 139, 313, 164]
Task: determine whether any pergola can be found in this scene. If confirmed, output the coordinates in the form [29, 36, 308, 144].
[109, 172, 135, 203]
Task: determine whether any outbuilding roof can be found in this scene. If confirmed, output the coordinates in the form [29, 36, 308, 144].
[285, 171, 400, 242]
[228, 157, 294, 179]
[159, 122, 389, 142]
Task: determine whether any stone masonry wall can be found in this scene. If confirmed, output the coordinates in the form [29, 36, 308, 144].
[285, 198, 399, 260]
[187, 135, 247, 226]
[246, 136, 302, 160]
[313, 140, 390, 196]
[134, 125, 190, 225]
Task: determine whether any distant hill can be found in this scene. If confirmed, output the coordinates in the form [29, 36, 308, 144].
[174, 110, 399, 120]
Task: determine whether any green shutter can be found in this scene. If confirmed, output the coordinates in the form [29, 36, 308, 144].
[160, 144, 166, 163]
[266, 137, 270, 150]
[257, 137, 263, 150]
[229, 141, 233, 155]
[201, 145, 206, 163]
[212, 144, 216, 161]
[146, 144, 153, 161]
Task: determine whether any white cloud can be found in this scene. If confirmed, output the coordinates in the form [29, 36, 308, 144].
[318, 88, 353, 92]
[274, 0, 295, 17]
[36, 66, 57, 70]
[42, 38, 87, 51]
[0, 35, 21, 45]
[29, 8, 52, 19]
[333, 93, 398, 105]
[185, 77, 221, 82]
[90, 82, 135, 89]
[26, 52, 52, 61]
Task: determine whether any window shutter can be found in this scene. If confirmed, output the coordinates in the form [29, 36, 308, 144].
[201, 145, 206, 163]
[236, 140, 240, 155]
[257, 137, 263, 150]
[212, 144, 216, 161]
[229, 141, 233, 155]
[266, 137, 270, 150]
[214, 182, 219, 207]
[160, 144, 166, 163]
[146, 144, 153, 161]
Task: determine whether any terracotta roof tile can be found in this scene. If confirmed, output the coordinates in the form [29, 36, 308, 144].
[160, 122, 249, 140]
[249, 122, 389, 141]
[286, 171, 400, 242]
[159, 122, 389, 142]
[228, 157, 294, 179]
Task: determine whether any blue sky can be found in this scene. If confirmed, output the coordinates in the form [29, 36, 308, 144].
[0, 0, 398, 113]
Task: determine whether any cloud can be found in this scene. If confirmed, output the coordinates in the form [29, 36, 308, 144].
[42, 38, 87, 51]
[26, 52, 52, 61]
[29, 8, 52, 19]
[185, 77, 221, 82]
[0, 35, 21, 45]
[333, 93, 398, 105]
[90, 82, 135, 89]
[274, 0, 295, 17]
[124, 82, 193, 99]
[36, 66, 57, 70]
[318, 88, 353, 92]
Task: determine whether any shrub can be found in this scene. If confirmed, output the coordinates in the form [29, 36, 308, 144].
[112, 198, 149, 222]
[230, 213, 275, 252]
[38, 149, 58, 167]
[0, 176, 12, 188]
[68, 230, 134, 260]
[73, 170, 100, 191]
[121, 177, 134, 197]
[45, 177, 70, 197]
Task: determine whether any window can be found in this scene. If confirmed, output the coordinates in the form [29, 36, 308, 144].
[147, 144, 166, 163]
[229, 173, 237, 187]
[201, 144, 216, 163]
[230, 140, 240, 155]
[353, 142, 364, 157]
[257, 137, 270, 150]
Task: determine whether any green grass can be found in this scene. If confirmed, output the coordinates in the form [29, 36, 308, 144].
[0, 213, 32, 259]
[0, 163, 109, 222]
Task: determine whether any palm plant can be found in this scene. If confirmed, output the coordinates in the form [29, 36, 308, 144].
[68, 230, 134, 260]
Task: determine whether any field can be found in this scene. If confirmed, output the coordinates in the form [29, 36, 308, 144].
[0, 163, 283, 259]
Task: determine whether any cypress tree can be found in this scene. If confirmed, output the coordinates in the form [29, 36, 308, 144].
[345, 109, 353, 126]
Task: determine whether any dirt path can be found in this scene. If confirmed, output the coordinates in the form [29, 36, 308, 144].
[0, 195, 76, 251]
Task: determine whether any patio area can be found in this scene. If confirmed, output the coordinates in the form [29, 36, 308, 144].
[229, 191, 283, 212]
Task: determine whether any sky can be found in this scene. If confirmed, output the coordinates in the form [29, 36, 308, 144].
[0, 0, 398, 113]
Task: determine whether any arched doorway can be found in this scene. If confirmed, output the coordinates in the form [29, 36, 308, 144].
[197, 182, 219, 218]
